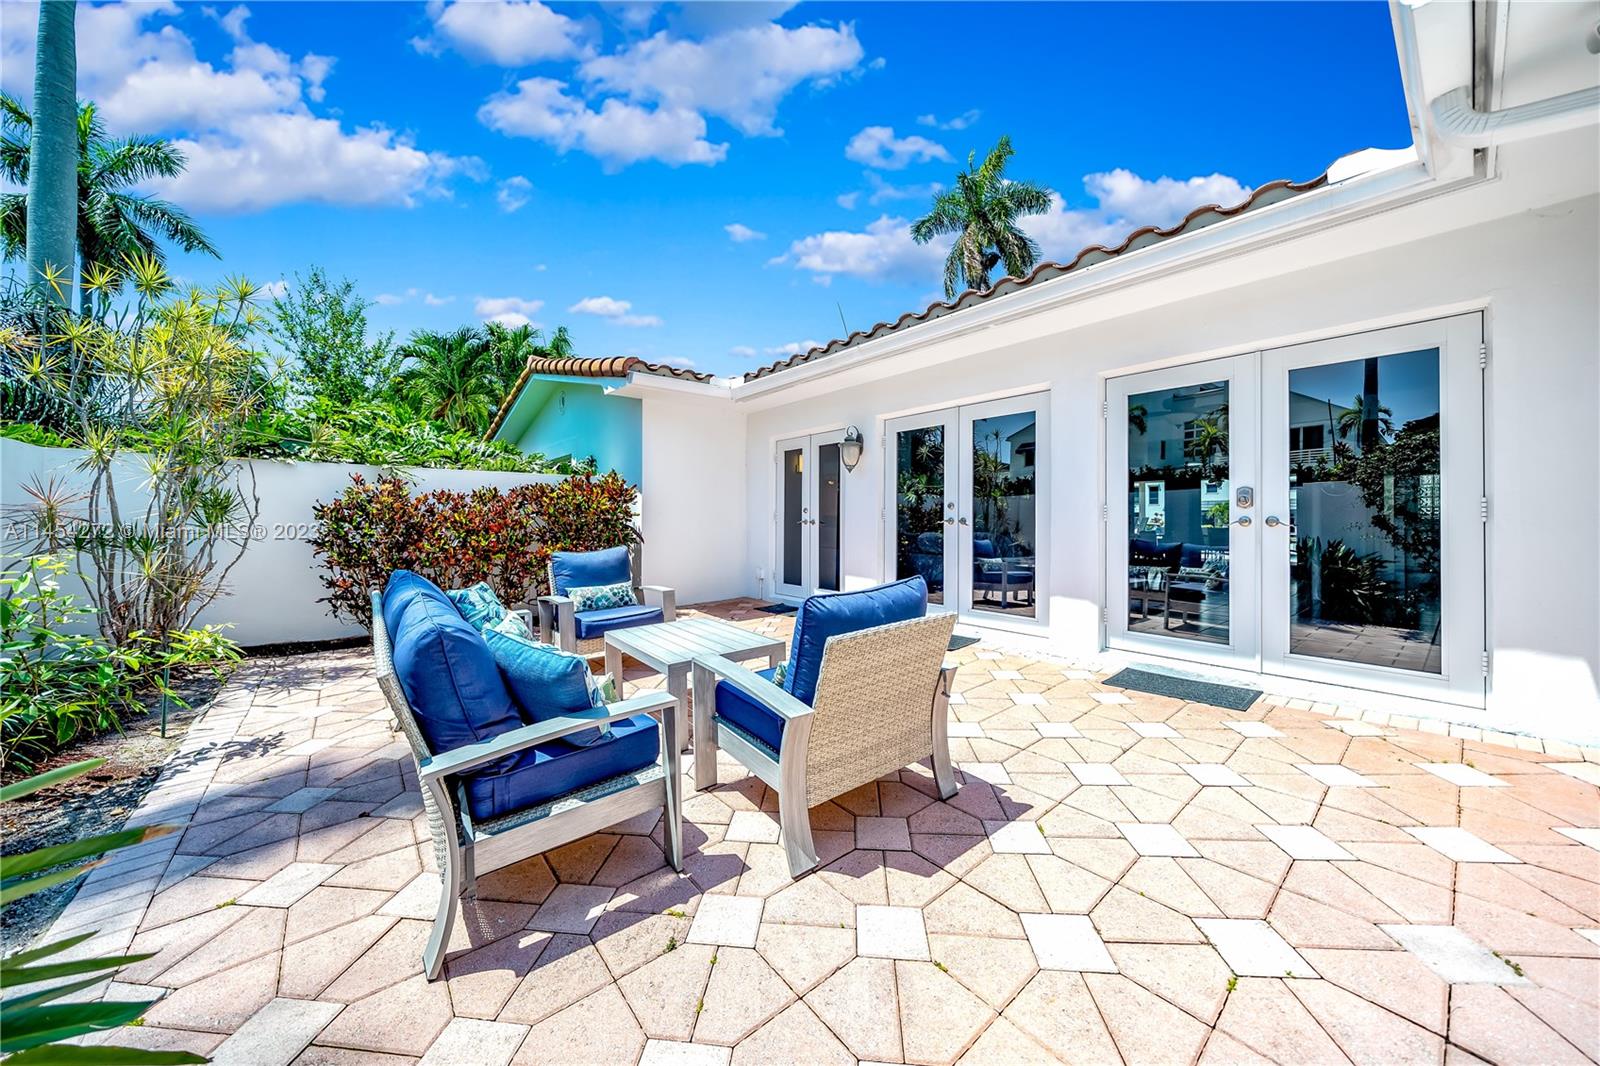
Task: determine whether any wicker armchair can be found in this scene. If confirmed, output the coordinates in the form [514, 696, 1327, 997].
[537, 545, 676, 659]
[371, 589, 682, 980]
[691, 605, 959, 878]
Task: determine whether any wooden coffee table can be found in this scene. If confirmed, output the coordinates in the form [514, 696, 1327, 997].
[604, 616, 786, 753]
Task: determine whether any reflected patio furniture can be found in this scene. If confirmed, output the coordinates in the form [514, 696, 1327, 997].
[972, 534, 1035, 608]
[537, 545, 677, 660]
[372, 577, 681, 980]
[690, 576, 959, 877]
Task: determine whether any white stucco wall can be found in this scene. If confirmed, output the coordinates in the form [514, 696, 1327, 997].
[0, 439, 564, 646]
[700, 130, 1599, 742]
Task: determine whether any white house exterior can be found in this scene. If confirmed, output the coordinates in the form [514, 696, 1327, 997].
[499, 1, 1600, 745]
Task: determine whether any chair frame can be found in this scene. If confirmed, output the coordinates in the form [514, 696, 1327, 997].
[691, 613, 960, 878]
[536, 543, 676, 659]
[371, 591, 682, 980]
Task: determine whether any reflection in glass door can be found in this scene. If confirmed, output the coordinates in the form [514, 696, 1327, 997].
[965, 404, 1042, 619]
[887, 415, 955, 604]
[774, 432, 844, 600]
[1106, 358, 1258, 669]
[1262, 315, 1484, 702]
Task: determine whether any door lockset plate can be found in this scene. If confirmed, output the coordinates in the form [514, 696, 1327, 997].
[1235, 486, 1254, 509]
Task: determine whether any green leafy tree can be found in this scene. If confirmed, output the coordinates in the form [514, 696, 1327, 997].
[2, 93, 218, 314]
[483, 320, 573, 399]
[268, 266, 399, 405]
[397, 326, 499, 432]
[911, 135, 1054, 299]
[20, 0, 76, 305]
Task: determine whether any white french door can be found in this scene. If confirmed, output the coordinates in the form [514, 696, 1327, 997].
[773, 432, 845, 600]
[884, 393, 1050, 630]
[1105, 314, 1485, 705]
[1105, 356, 1261, 670]
[1260, 315, 1484, 703]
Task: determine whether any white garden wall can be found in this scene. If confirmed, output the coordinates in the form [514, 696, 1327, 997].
[0, 439, 565, 646]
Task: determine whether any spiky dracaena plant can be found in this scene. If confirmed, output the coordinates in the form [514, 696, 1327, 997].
[910, 135, 1054, 299]
[7, 255, 270, 648]
[1, 759, 205, 1063]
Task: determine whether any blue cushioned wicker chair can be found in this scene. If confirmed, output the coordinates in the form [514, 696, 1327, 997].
[372, 573, 682, 980]
[690, 576, 959, 877]
[536, 545, 677, 659]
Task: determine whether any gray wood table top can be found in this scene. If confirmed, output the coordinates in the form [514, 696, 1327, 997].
[604, 616, 786, 673]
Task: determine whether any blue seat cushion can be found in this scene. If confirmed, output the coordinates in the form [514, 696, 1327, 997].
[714, 666, 784, 752]
[574, 604, 664, 641]
[383, 570, 457, 637]
[463, 713, 660, 822]
[784, 576, 929, 706]
[551, 547, 631, 597]
[384, 575, 525, 762]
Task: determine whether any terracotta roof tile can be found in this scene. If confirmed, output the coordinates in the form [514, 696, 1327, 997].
[485, 356, 712, 438]
[742, 173, 1329, 383]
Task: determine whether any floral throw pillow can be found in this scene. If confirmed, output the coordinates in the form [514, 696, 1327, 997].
[486, 611, 535, 642]
[568, 580, 638, 612]
[448, 581, 508, 628]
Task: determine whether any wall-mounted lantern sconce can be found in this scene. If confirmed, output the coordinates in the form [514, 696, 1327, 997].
[840, 426, 864, 472]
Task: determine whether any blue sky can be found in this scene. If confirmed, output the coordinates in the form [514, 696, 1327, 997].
[1, 1, 1412, 378]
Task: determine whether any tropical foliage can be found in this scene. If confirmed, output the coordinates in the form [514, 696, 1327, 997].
[1, 758, 204, 1063]
[911, 135, 1054, 299]
[269, 265, 398, 407]
[309, 471, 639, 625]
[1, 91, 217, 313]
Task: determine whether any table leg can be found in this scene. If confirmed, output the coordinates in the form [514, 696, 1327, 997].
[660, 705, 683, 871]
[605, 641, 624, 695]
[691, 661, 717, 792]
[668, 670, 690, 755]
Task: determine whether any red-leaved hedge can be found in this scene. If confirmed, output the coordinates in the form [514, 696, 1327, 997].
[310, 472, 639, 626]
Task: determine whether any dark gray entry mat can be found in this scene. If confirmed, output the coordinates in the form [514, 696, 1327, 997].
[948, 635, 981, 651]
[756, 603, 797, 615]
[1105, 667, 1261, 711]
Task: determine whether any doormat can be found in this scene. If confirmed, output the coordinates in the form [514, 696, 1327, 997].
[756, 603, 797, 615]
[1105, 667, 1261, 711]
[948, 635, 981, 651]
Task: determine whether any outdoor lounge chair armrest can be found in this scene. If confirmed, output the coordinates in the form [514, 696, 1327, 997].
[419, 690, 679, 782]
[696, 653, 813, 722]
[510, 607, 534, 631]
[640, 585, 676, 621]
[535, 595, 575, 645]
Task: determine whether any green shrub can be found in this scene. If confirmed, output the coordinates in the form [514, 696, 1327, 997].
[1, 758, 205, 1064]
[0, 555, 241, 772]
[309, 472, 638, 626]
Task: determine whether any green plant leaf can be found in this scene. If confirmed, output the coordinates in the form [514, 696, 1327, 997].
[1, 952, 156, 989]
[1, 975, 111, 1012]
[0, 999, 153, 1053]
[1, 826, 174, 881]
[3, 1042, 208, 1065]
[0, 759, 105, 803]
[0, 932, 97, 969]
[0, 862, 101, 906]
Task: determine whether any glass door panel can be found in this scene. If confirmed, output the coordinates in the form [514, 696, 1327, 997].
[775, 438, 809, 599]
[815, 442, 843, 592]
[1125, 381, 1232, 644]
[889, 419, 953, 604]
[1261, 314, 1483, 703]
[967, 410, 1039, 618]
[1106, 357, 1258, 669]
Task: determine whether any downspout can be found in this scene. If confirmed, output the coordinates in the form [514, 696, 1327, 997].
[1431, 84, 1600, 147]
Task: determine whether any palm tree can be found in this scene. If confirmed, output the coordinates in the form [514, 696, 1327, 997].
[483, 321, 574, 397]
[398, 327, 500, 431]
[910, 135, 1054, 299]
[23, 0, 76, 304]
[1336, 395, 1394, 447]
[1, 92, 217, 313]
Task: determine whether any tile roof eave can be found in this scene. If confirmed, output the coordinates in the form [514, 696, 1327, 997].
[484, 356, 713, 440]
[742, 173, 1330, 384]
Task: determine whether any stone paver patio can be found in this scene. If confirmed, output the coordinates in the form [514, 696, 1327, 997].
[54, 601, 1600, 1065]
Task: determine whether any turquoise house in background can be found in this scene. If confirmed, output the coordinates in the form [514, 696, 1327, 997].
[486, 357, 662, 484]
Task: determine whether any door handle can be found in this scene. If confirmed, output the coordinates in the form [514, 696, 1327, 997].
[944, 517, 956, 525]
[1234, 516, 1252, 528]
[1264, 515, 1283, 527]
[958, 517, 969, 526]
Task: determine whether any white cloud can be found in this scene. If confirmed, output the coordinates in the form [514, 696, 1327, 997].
[776, 215, 947, 285]
[414, 0, 588, 65]
[479, 77, 726, 170]
[916, 109, 980, 131]
[844, 126, 950, 170]
[475, 295, 544, 327]
[580, 22, 862, 137]
[863, 171, 942, 205]
[568, 295, 662, 327]
[764, 340, 823, 357]
[2, 2, 473, 213]
[835, 191, 860, 210]
[724, 222, 765, 242]
[257, 278, 289, 298]
[728, 345, 757, 357]
[497, 175, 533, 212]
[375, 288, 453, 306]
[1082, 169, 1251, 228]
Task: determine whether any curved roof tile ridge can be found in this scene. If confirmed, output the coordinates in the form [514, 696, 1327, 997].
[483, 354, 713, 440]
[743, 173, 1328, 382]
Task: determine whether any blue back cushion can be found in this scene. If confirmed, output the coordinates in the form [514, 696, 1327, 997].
[784, 576, 929, 706]
[482, 626, 612, 747]
[384, 575, 525, 758]
[383, 570, 456, 637]
[551, 547, 630, 596]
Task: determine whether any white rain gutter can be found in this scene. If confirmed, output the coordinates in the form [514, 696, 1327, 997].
[1430, 84, 1600, 147]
